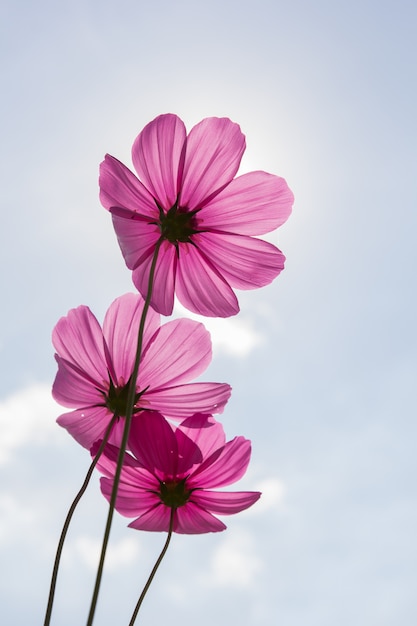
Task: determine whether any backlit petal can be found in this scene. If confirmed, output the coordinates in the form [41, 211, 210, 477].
[195, 231, 285, 289]
[144, 382, 231, 419]
[132, 113, 186, 209]
[52, 356, 106, 407]
[180, 117, 245, 208]
[128, 412, 178, 476]
[99, 154, 157, 216]
[56, 406, 111, 449]
[140, 319, 211, 389]
[111, 213, 161, 271]
[175, 242, 239, 317]
[93, 440, 152, 482]
[100, 477, 160, 516]
[52, 306, 108, 386]
[175, 502, 226, 534]
[192, 490, 261, 514]
[201, 171, 293, 235]
[177, 413, 226, 459]
[129, 504, 172, 532]
[190, 437, 252, 489]
[130, 239, 177, 316]
[174, 427, 204, 475]
[102, 293, 160, 383]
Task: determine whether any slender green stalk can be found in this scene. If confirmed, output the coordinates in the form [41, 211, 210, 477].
[86, 238, 163, 626]
[43, 414, 118, 626]
[129, 509, 175, 626]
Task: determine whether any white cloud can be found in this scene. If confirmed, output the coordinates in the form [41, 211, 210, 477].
[202, 529, 263, 589]
[0, 383, 62, 464]
[173, 303, 264, 357]
[248, 477, 286, 516]
[71, 535, 140, 572]
[0, 493, 39, 546]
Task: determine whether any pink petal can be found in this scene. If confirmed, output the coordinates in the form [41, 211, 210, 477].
[201, 171, 294, 235]
[174, 502, 226, 534]
[52, 356, 106, 407]
[100, 477, 160, 516]
[132, 114, 186, 209]
[174, 426, 204, 475]
[111, 212, 161, 271]
[180, 117, 246, 209]
[130, 238, 177, 316]
[140, 319, 212, 389]
[128, 412, 178, 476]
[52, 306, 108, 387]
[93, 440, 149, 479]
[99, 154, 157, 217]
[128, 504, 172, 532]
[175, 242, 239, 317]
[102, 293, 160, 384]
[143, 382, 231, 420]
[192, 490, 261, 514]
[195, 231, 286, 290]
[106, 416, 129, 448]
[56, 406, 111, 449]
[189, 437, 252, 489]
[103, 415, 155, 449]
[178, 413, 226, 459]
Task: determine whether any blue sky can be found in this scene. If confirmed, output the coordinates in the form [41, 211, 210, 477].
[1, 0, 416, 624]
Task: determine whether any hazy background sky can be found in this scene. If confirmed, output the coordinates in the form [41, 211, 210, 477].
[1, 1, 416, 624]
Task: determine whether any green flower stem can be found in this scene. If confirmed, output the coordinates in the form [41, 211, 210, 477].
[43, 414, 118, 626]
[86, 238, 163, 626]
[128, 508, 175, 626]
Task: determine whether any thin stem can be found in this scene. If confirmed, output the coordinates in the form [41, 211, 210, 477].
[43, 414, 118, 626]
[129, 509, 175, 626]
[86, 238, 163, 626]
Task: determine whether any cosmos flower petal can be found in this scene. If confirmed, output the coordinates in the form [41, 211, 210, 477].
[174, 426, 204, 475]
[111, 213, 161, 271]
[190, 437, 252, 489]
[128, 504, 172, 532]
[192, 490, 261, 514]
[57, 406, 111, 449]
[195, 231, 286, 289]
[111, 217, 178, 316]
[92, 439, 153, 483]
[132, 113, 186, 208]
[144, 383, 231, 420]
[180, 117, 246, 208]
[130, 239, 177, 316]
[52, 356, 106, 407]
[130, 413, 202, 477]
[99, 154, 157, 216]
[100, 477, 160, 516]
[178, 413, 226, 459]
[174, 502, 226, 534]
[202, 171, 294, 235]
[175, 243, 239, 317]
[140, 319, 212, 389]
[128, 411, 179, 476]
[102, 293, 160, 383]
[52, 305, 108, 386]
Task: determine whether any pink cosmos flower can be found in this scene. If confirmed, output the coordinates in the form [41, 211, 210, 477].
[100, 114, 293, 317]
[52, 293, 231, 449]
[94, 411, 260, 534]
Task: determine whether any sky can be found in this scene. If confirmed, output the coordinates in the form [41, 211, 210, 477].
[1, 0, 416, 624]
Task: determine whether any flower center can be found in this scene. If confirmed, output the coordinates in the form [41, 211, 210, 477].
[159, 478, 191, 508]
[105, 376, 143, 417]
[158, 203, 199, 244]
